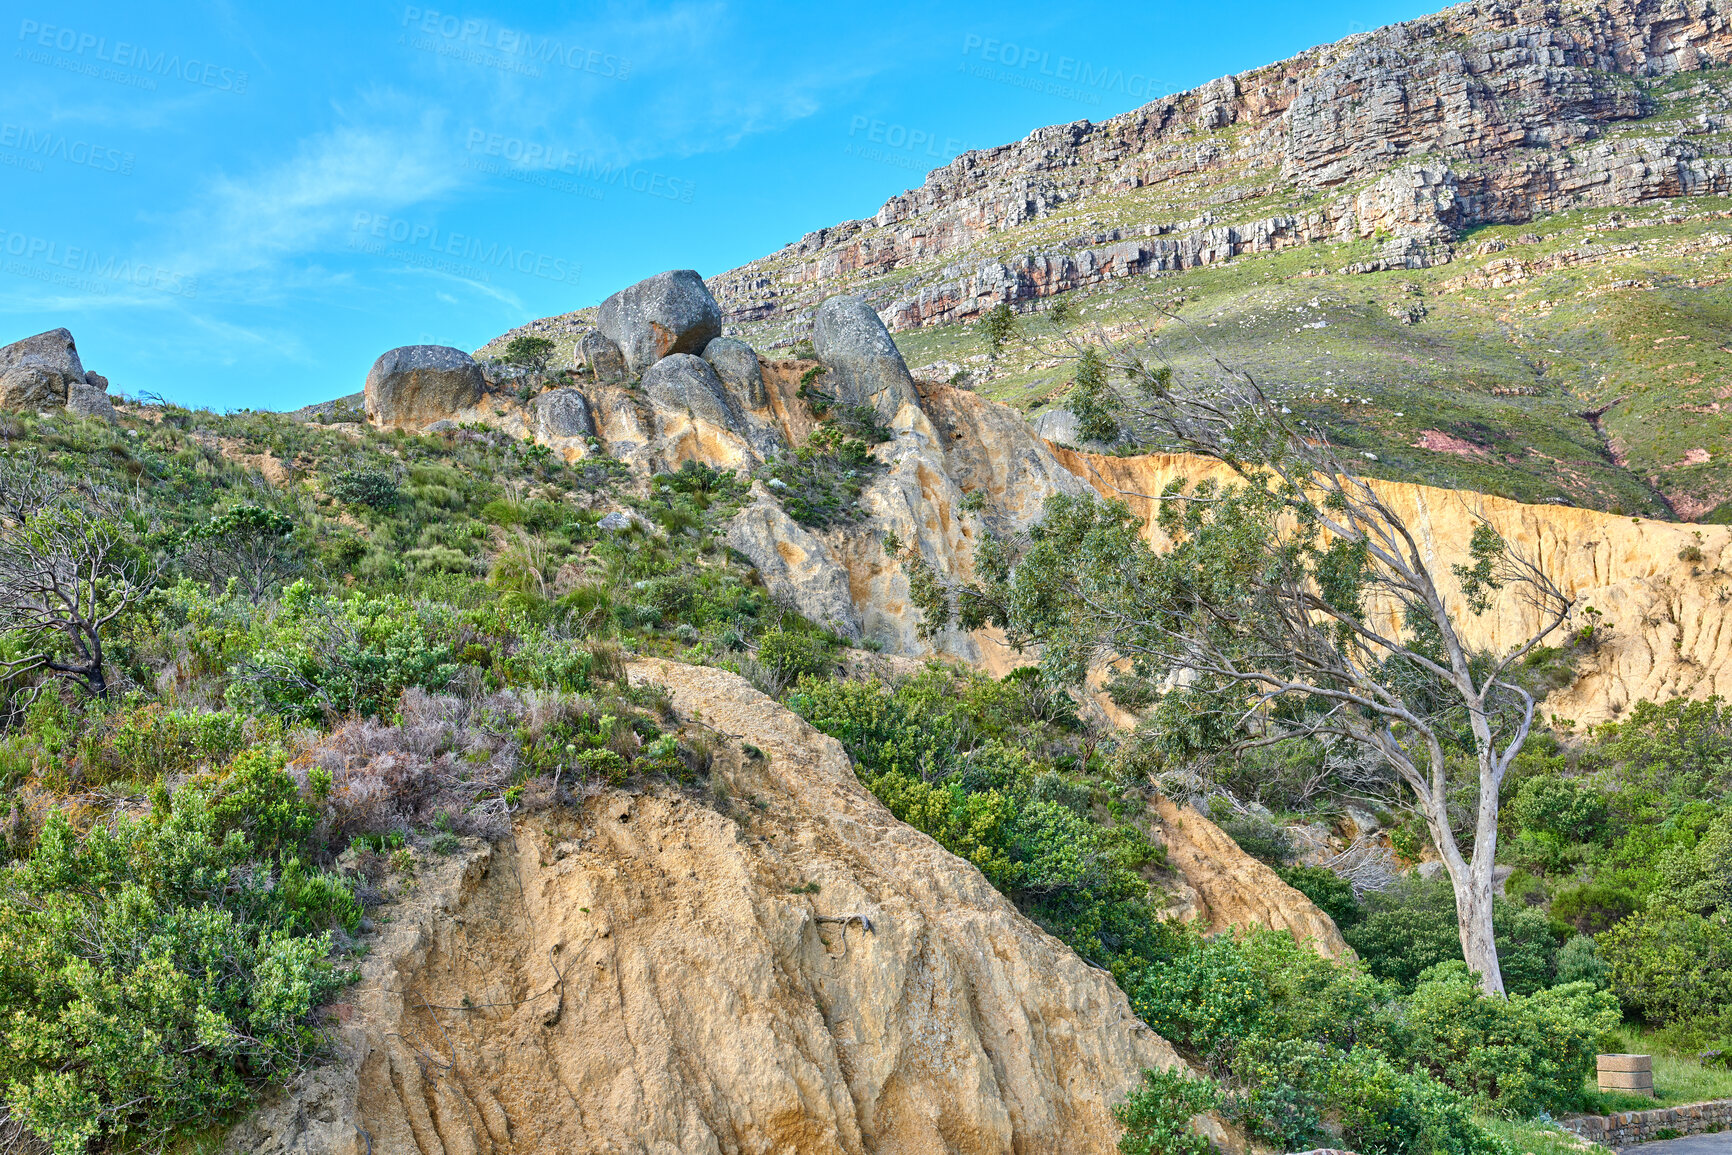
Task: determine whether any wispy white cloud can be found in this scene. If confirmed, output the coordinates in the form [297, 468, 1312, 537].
[167, 90, 463, 285]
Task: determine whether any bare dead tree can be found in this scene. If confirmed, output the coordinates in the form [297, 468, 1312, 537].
[0, 457, 163, 700]
[942, 317, 1572, 996]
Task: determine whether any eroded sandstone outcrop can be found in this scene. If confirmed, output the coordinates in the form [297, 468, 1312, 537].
[226, 660, 1199, 1155]
[1147, 795, 1354, 961]
[1051, 447, 1732, 726]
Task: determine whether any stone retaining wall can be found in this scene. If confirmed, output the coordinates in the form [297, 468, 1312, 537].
[1561, 1099, 1732, 1148]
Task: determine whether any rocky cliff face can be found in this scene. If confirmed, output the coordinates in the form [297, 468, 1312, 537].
[365, 267, 1732, 727]
[1054, 447, 1732, 726]
[707, 0, 1732, 337]
[226, 660, 1208, 1155]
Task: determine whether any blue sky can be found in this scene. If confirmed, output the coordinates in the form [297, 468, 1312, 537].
[1, 0, 1437, 411]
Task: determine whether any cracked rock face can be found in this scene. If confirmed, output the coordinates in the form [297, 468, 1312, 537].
[226, 660, 1196, 1155]
[0, 327, 86, 411]
[811, 294, 922, 425]
[365, 346, 485, 432]
[597, 269, 724, 373]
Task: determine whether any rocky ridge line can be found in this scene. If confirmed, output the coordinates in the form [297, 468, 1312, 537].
[707, 0, 1732, 336]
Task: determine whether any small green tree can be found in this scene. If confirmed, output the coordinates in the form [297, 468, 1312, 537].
[181, 506, 299, 603]
[1047, 295, 1076, 328]
[501, 334, 556, 370]
[980, 303, 1019, 356]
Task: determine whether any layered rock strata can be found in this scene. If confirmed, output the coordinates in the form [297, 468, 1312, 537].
[707, 0, 1732, 334]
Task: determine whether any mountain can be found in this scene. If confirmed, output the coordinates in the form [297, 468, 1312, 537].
[707, 0, 1732, 519]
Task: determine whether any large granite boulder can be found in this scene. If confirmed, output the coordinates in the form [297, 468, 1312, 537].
[641, 354, 760, 470]
[597, 270, 722, 373]
[579, 328, 629, 385]
[532, 388, 597, 439]
[0, 328, 85, 410]
[66, 383, 117, 422]
[726, 490, 863, 639]
[702, 337, 768, 409]
[811, 296, 920, 425]
[642, 354, 744, 435]
[364, 345, 484, 431]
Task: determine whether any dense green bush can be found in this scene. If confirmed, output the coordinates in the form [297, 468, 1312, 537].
[756, 628, 838, 685]
[1278, 865, 1363, 929]
[232, 581, 461, 720]
[1345, 877, 1561, 995]
[1403, 962, 1618, 1116]
[1113, 1068, 1221, 1155]
[0, 750, 354, 1153]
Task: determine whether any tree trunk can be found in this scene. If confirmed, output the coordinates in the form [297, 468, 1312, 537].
[1427, 787, 1507, 997]
[1453, 860, 1504, 997]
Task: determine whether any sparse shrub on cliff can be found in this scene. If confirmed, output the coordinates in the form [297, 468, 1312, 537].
[757, 425, 882, 527]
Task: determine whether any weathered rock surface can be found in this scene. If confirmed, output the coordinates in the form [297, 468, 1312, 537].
[528, 388, 596, 461]
[703, 336, 768, 408]
[65, 382, 117, 422]
[642, 353, 757, 469]
[0, 328, 85, 410]
[1049, 446, 1732, 726]
[598, 269, 723, 373]
[227, 660, 1196, 1155]
[727, 487, 864, 639]
[1147, 795, 1353, 961]
[578, 327, 629, 385]
[364, 346, 485, 431]
[811, 295, 921, 425]
[707, 0, 1732, 332]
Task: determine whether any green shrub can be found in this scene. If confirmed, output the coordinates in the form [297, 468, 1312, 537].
[757, 426, 881, 527]
[78, 704, 258, 784]
[1113, 1068, 1221, 1155]
[1555, 934, 1611, 989]
[326, 467, 399, 510]
[1277, 865, 1363, 929]
[1326, 1047, 1509, 1155]
[1599, 811, 1732, 1023]
[1344, 878, 1560, 994]
[0, 754, 354, 1153]
[1600, 906, 1732, 1023]
[1403, 962, 1618, 1116]
[756, 628, 838, 685]
[232, 581, 460, 721]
